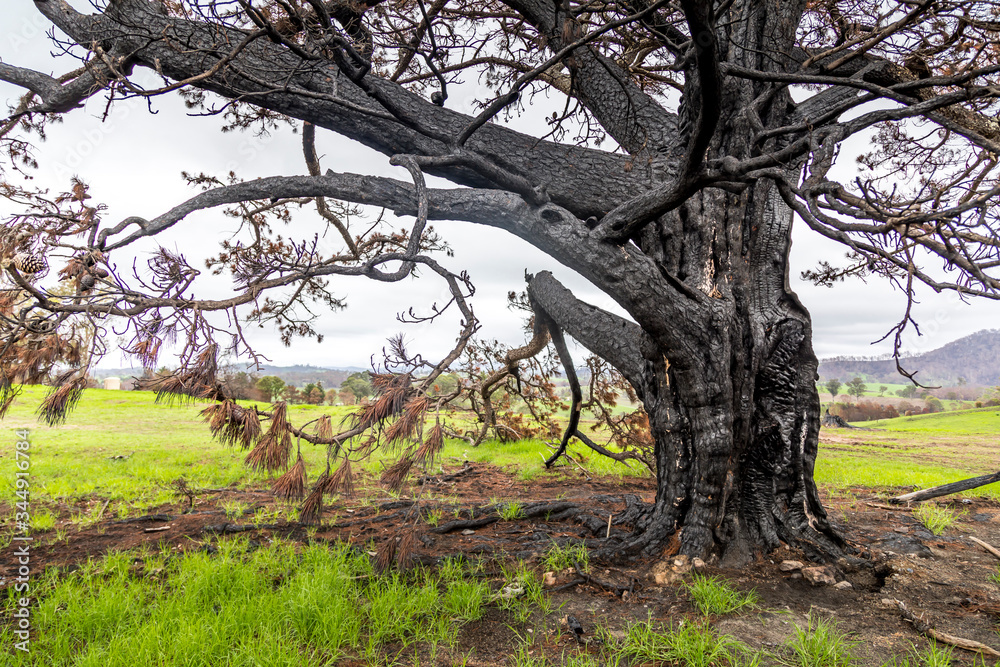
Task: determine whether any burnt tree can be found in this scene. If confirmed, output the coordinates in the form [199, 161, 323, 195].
[3, 0, 1000, 563]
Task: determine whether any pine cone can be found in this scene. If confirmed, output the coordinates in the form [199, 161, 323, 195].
[13, 252, 46, 274]
[80, 274, 96, 290]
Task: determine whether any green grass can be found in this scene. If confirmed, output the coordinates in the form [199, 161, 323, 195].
[611, 616, 756, 667]
[685, 574, 760, 616]
[817, 408, 1000, 499]
[880, 641, 952, 667]
[914, 504, 958, 535]
[543, 541, 589, 573]
[452, 435, 647, 482]
[29, 509, 57, 532]
[1, 386, 298, 508]
[865, 408, 1000, 436]
[424, 506, 444, 527]
[0, 536, 501, 665]
[497, 560, 548, 623]
[221, 500, 250, 521]
[785, 616, 858, 667]
[1, 386, 645, 515]
[5, 385, 998, 515]
[499, 500, 525, 520]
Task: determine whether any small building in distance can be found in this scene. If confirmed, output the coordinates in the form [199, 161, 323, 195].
[103, 377, 121, 391]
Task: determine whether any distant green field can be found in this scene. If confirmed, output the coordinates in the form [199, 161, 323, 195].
[815, 408, 1000, 498]
[2, 386, 999, 514]
[0, 386, 643, 515]
[865, 408, 1000, 435]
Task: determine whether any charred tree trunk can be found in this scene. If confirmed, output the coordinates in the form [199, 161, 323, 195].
[556, 185, 843, 565]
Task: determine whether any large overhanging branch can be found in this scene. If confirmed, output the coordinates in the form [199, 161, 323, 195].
[454, 0, 674, 150]
[0, 159, 701, 363]
[725, 62, 1000, 154]
[0, 61, 111, 115]
[30, 0, 641, 218]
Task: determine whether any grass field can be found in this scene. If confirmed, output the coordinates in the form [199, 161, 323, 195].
[814, 408, 1000, 498]
[3, 385, 999, 510]
[0, 386, 645, 515]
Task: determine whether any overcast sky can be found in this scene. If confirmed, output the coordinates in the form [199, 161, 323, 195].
[2, 4, 998, 372]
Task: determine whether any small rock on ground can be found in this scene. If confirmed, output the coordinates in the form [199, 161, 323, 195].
[802, 566, 838, 586]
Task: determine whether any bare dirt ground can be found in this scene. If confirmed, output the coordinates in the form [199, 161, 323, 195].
[9, 457, 1000, 666]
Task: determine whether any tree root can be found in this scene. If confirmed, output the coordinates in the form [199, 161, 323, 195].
[416, 461, 473, 485]
[430, 501, 577, 534]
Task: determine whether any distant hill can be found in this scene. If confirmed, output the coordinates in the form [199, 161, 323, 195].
[818, 329, 1000, 386]
[91, 364, 367, 389]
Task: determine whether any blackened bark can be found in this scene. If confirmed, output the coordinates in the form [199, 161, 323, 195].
[577, 186, 842, 565]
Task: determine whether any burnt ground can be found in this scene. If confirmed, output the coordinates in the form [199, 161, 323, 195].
[7, 461, 1000, 665]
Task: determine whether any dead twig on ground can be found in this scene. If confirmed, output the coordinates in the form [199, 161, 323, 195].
[572, 560, 636, 597]
[968, 536, 1000, 560]
[893, 598, 1000, 658]
[866, 502, 915, 511]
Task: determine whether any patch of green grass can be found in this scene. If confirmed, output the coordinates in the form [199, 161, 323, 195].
[563, 652, 602, 667]
[544, 541, 589, 573]
[915, 641, 952, 667]
[914, 504, 958, 536]
[445, 436, 647, 483]
[867, 409, 1000, 436]
[510, 643, 549, 667]
[443, 578, 490, 621]
[438, 556, 483, 584]
[0, 536, 505, 665]
[221, 500, 249, 521]
[785, 615, 857, 667]
[879, 640, 953, 667]
[498, 560, 548, 623]
[612, 616, 755, 667]
[685, 574, 760, 616]
[500, 500, 525, 521]
[69, 503, 105, 530]
[817, 408, 1000, 499]
[30, 509, 57, 533]
[424, 507, 444, 527]
[2, 384, 651, 520]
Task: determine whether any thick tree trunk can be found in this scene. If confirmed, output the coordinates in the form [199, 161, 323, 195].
[600, 186, 843, 564]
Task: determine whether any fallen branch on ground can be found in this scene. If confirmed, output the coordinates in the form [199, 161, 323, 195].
[889, 471, 1000, 504]
[429, 501, 576, 534]
[416, 462, 474, 485]
[570, 561, 636, 596]
[893, 598, 1000, 658]
[968, 536, 1000, 560]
